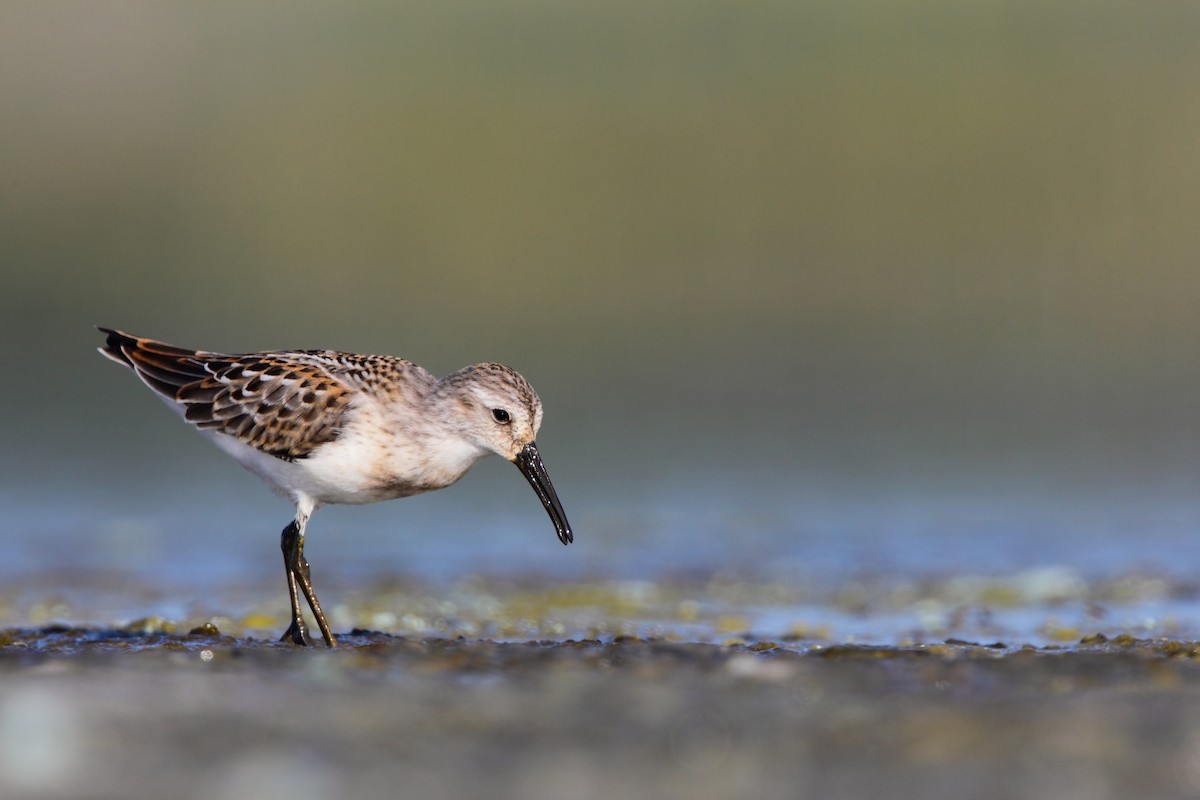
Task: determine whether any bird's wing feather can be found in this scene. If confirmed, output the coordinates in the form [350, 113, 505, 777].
[99, 328, 361, 461]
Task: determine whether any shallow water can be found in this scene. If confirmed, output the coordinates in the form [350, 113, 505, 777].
[5, 462, 1200, 647]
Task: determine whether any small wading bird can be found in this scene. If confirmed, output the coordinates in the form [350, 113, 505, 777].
[98, 328, 572, 647]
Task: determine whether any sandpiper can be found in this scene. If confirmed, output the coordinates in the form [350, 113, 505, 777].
[97, 327, 573, 647]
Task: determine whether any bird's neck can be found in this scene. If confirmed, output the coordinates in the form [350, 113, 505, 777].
[378, 392, 491, 490]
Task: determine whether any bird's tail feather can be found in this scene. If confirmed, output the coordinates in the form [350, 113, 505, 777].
[96, 327, 220, 400]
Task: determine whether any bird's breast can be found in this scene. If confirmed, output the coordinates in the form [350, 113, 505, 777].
[293, 417, 489, 505]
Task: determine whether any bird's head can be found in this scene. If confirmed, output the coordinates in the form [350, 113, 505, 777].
[438, 363, 572, 545]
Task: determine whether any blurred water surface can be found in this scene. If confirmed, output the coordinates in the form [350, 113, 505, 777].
[3, 1, 1200, 617]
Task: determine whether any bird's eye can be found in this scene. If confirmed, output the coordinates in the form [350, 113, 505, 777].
[491, 408, 511, 424]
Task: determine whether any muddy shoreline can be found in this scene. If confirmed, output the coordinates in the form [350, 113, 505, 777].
[5, 629, 1200, 800]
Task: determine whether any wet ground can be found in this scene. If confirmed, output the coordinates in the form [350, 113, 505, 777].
[5, 572, 1200, 800]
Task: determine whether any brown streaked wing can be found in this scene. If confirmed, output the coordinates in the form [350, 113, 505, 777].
[178, 354, 353, 462]
[101, 330, 392, 462]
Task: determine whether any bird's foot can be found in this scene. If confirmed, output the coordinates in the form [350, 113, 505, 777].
[280, 618, 313, 647]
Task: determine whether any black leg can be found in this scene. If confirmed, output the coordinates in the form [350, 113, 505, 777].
[279, 520, 312, 646]
[279, 517, 337, 647]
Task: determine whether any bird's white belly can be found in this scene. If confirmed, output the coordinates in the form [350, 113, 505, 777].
[204, 425, 488, 507]
[204, 430, 407, 505]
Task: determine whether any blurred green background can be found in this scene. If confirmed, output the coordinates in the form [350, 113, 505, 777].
[3, 1, 1200, 579]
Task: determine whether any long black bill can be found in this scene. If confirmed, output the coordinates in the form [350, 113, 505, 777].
[514, 442, 573, 545]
